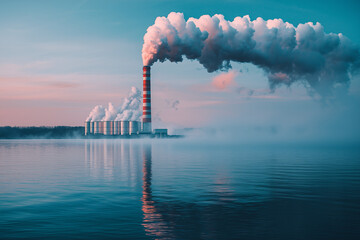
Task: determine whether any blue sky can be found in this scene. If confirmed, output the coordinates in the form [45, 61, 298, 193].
[0, 0, 359, 143]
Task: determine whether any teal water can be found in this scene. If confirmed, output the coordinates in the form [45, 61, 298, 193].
[0, 139, 359, 239]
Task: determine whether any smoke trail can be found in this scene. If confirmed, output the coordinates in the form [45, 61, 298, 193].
[86, 87, 142, 122]
[142, 12, 360, 97]
[86, 105, 106, 122]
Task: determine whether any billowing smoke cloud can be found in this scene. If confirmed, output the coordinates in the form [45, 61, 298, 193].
[142, 12, 360, 97]
[86, 87, 142, 122]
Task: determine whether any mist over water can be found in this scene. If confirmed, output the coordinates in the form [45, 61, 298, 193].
[0, 139, 360, 239]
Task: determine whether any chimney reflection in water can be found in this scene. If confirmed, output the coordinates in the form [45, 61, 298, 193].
[85, 140, 170, 238]
[141, 144, 172, 238]
[85, 140, 116, 179]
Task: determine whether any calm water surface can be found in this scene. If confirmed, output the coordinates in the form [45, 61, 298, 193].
[0, 139, 359, 239]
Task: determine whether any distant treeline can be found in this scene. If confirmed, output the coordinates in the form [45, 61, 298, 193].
[0, 126, 84, 139]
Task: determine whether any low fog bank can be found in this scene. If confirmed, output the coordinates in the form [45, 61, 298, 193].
[0, 126, 84, 139]
[177, 110, 360, 146]
[172, 98, 360, 146]
[179, 126, 360, 147]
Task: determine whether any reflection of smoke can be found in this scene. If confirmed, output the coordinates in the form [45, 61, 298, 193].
[86, 87, 142, 122]
[85, 140, 114, 179]
[143, 12, 360, 97]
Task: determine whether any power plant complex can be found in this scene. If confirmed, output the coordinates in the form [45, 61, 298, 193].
[85, 120, 141, 136]
[85, 66, 168, 137]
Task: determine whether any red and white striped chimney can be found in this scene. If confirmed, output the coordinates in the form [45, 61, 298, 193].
[142, 66, 152, 133]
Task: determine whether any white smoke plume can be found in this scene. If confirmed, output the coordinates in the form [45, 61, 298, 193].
[86, 87, 142, 122]
[142, 12, 360, 97]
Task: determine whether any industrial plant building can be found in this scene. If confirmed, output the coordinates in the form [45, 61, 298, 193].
[85, 121, 141, 136]
[84, 66, 170, 137]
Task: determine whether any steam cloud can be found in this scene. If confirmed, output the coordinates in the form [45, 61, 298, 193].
[86, 87, 142, 122]
[142, 12, 360, 97]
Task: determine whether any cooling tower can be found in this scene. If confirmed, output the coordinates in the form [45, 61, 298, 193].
[110, 121, 114, 135]
[142, 66, 152, 133]
[121, 121, 130, 135]
[94, 121, 100, 134]
[100, 121, 104, 134]
[90, 122, 94, 134]
[129, 121, 140, 135]
[104, 121, 111, 135]
[85, 121, 90, 135]
[114, 121, 120, 135]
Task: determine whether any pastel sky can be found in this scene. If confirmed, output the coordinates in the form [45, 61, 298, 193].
[1, 0, 359, 142]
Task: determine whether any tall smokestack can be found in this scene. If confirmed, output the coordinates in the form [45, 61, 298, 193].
[142, 66, 152, 133]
